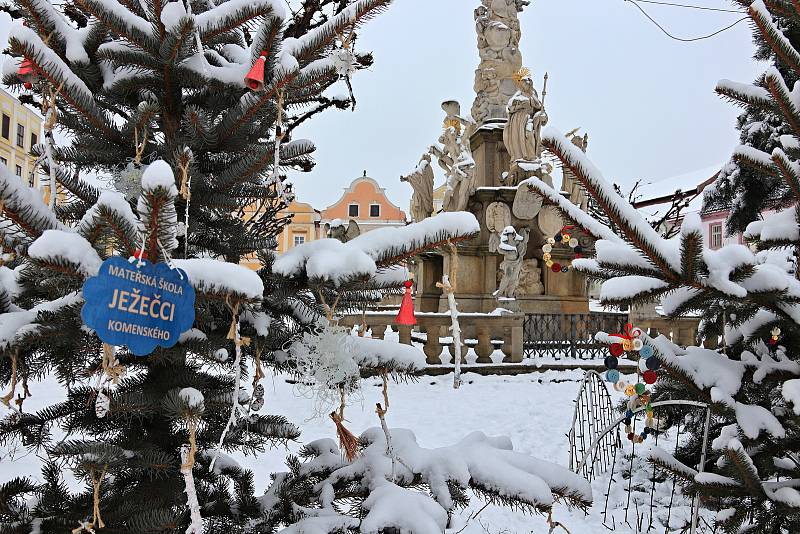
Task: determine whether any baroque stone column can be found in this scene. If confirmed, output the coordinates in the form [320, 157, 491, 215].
[471, 0, 530, 125]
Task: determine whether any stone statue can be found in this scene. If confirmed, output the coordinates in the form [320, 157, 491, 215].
[494, 225, 529, 298]
[562, 128, 589, 211]
[517, 259, 544, 296]
[471, 0, 529, 125]
[502, 70, 548, 182]
[430, 101, 476, 212]
[401, 153, 435, 222]
[328, 219, 360, 242]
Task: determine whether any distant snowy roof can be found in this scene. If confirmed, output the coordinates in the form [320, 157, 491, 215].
[633, 164, 721, 222]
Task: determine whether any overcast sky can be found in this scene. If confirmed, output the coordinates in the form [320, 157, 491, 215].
[0, 1, 766, 211]
[295, 0, 765, 210]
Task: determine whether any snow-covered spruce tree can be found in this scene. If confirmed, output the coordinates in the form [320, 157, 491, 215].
[705, 0, 800, 234]
[520, 1, 800, 520]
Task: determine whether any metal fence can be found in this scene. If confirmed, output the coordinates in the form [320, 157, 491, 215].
[523, 312, 628, 360]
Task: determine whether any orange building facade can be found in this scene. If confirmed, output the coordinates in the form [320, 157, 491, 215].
[320, 171, 407, 232]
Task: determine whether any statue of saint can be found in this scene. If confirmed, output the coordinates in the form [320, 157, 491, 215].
[328, 219, 360, 242]
[401, 153, 435, 222]
[494, 226, 529, 298]
[503, 68, 547, 165]
[430, 101, 476, 212]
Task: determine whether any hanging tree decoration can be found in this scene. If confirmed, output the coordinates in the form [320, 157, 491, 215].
[394, 274, 416, 326]
[244, 51, 268, 92]
[94, 343, 126, 419]
[599, 324, 663, 445]
[288, 320, 361, 459]
[16, 57, 38, 89]
[177, 387, 204, 533]
[541, 225, 585, 274]
[0, 349, 29, 412]
[768, 326, 781, 348]
[375, 370, 398, 482]
[332, 28, 358, 110]
[112, 122, 150, 201]
[266, 89, 289, 203]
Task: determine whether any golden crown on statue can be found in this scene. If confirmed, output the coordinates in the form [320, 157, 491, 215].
[512, 67, 531, 83]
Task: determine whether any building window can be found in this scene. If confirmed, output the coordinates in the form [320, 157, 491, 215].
[293, 234, 305, 247]
[348, 203, 359, 217]
[0, 157, 6, 166]
[28, 170, 34, 187]
[369, 204, 380, 217]
[710, 223, 723, 249]
[30, 133, 37, 149]
[16, 124, 24, 148]
[15, 165, 22, 177]
[1, 115, 9, 140]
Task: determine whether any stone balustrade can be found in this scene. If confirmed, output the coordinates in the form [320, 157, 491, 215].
[337, 312, 524, 364]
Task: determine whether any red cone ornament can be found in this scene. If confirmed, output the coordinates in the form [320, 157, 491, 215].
[17, 58, 37, 85]
[244, 53, 267, 91]
[395, 279, 416, 326]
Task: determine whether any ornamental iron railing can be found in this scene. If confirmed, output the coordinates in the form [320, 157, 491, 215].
[523, 312, 628, 360]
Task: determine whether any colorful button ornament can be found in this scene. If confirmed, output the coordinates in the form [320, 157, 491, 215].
[541, 225, 587, 275]
[645, 357, 660, 370]
[598, 322, 662, 444]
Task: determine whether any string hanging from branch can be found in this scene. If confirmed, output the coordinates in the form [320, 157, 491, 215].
[209, 300, 249, 472]
[0, 349, 18, 408]
[436, 241, 463, 389]
[40, 81, 64, 209]
[133, 126, 148, 166]
[181, 443, 203, 534]
[375, 370, 397, 481]
[176, 148, 192, 258]
[72, 465, 106, 533]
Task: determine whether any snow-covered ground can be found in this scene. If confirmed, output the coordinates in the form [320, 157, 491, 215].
[1, 368, 708, 533]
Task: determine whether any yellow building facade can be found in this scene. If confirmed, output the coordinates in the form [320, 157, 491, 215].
[0, 88, 43, 189]
[239, 200, 323, 270]
[275, 200, 323, 254]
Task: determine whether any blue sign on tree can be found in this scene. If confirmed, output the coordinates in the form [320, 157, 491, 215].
[82, 257, 195, 356]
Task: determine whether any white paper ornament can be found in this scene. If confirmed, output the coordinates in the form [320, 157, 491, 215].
[632, 338, 644, 351]
[113, 162, 146, 201]
[289, 324, 361, 417]
[332, 48, 356, 77]
[250, 396, 264, 412]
